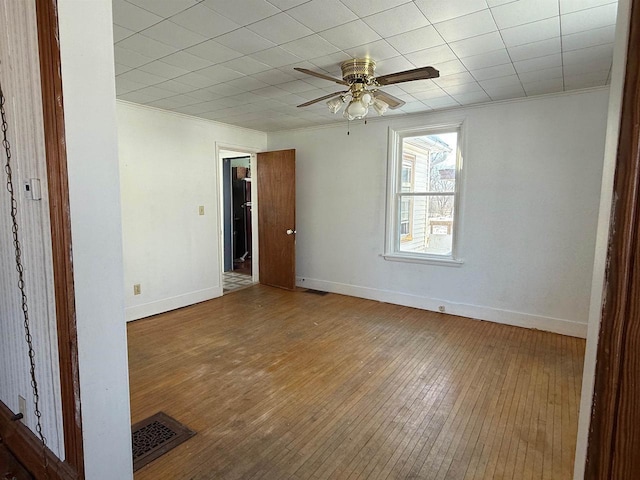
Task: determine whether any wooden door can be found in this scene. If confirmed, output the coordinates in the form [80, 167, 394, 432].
[257, 149, 296, 290]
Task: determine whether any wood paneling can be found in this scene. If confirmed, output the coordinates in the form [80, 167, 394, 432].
[128, 286, 584, 479]
[585, 0, 640, 478]
[257, 149, 296, 290]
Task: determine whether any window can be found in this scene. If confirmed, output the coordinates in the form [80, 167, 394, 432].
[385, 124, 463, 265]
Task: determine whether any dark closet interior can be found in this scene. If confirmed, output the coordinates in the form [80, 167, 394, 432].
[223, 157, 252, 275]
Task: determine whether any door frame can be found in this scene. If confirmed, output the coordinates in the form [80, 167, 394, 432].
[215, 143, 260, 289]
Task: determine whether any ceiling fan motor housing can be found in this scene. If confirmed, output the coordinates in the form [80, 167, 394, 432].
[341, 58, 376, 85]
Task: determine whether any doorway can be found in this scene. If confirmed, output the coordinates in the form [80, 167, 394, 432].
[219, 149, 258, 293]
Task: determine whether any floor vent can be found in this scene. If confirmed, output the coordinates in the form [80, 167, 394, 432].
[305, 289, 330, 296]
[132, 412, 195, 472]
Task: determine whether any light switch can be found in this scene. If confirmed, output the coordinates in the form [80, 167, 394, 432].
[199, 205, 205, 215]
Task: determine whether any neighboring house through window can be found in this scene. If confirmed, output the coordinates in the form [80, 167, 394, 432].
[385, 123, 463, 265]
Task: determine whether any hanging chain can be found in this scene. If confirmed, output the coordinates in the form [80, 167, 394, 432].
[0, 77, 49, 477]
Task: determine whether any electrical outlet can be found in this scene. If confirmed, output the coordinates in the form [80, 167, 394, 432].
[18, 395, 26, 424]
[438, 305, 446, 313]
[133, 284, 141, 295]
[199, 205, 205, 215]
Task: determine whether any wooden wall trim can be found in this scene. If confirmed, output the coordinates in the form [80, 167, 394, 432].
[0, 401, 77, 480]
[586, 0, 640, 478]
[34, 0, 85, 478]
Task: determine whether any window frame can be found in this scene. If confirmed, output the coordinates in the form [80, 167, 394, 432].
[384, 123, 465, 266]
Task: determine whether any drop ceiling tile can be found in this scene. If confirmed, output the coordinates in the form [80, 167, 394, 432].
[115, 77, 146, 95]
[185, 40, 244, 64]
[522, 77, 564, 95]
[205, 83, 246, 96]
[203, 0, 281, 24]
[287, 0, 357, 31]
[221, 56, 273, 75]
[434, 59, 469, 76]
[362, 3, 430, 38]
[414, 0, 489, 24]
[173, 71, 215, 88]
[119, 90, 161, 104]
[398, 80, 442, 94]
[170, 4, 241, 38]
[311, 52, 353, 70]
[486, 0, 517, 6]
[514, 53, 562, 73]
[470, 62, 516, 80]
[228, 76, 272, 91]
[250, 47, 303, 68]
[141, 21, 208, 50]
[126, 0, 199, 17]
[318, 20, 381, 50]
[451, 91, 491, 105]
[400, 101, 430, 113]
[113, 25, 135, 43]
[267, 0, 309, 9]
[485, 84, 526, 100]
[134, 85, 179, 101]
[114, 46, 154, 68]
[501, 17, 560, 47]
[281, 35, 340, 58]
[253, 86, 292, 98]
[449, 31, 505, 58]
[563, 60, 612, 76]
[138, 60, 191, 79]
[507, 37, 561, 61]
[147, 96, 195, 109]
[214, 28, 276, 55]
[564, 69, 609, 88]
[276, 80, 319, 94]
[336, 0, 412, 17]
[562, 25, 616, 51]
[385, 26, 445, 55]
[374, 56, 417, 76]
[247, 13, 313, 44]
[563, 43, 614, 65]
[479, 74, 522, 89]
[184, 89, 221, 101]
[442, 81, 484, 95]
[434, 9, 498, 43]
[491, 0, 559, 29]
[434, 72, 477, 88]
[197, 65, 245, 84]
[118, 68, 167, 86]
[424, 96, 460, 108]
[112, 0, 163, 31]
[517, 66, 562, 83]
[410, 87, 448, 100]
[460, 49, 511, 70]
[560, 0, 617, 14]
[160, 51, 213, 70]
[155, 79, 199, 94]
[405, 44, 457, 68]
[345, 40, 400, 61]
[117, 33, 178, 59]
[252, 69, 299, 85]
[561, 3, 618, 35]
[173, 102, 221, 115]
[115, 63, 133, 75]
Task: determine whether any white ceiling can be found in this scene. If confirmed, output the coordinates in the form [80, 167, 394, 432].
[113, 0, 618, 132]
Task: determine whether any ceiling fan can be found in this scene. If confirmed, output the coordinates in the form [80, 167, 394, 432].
[294, 58, 439, 120]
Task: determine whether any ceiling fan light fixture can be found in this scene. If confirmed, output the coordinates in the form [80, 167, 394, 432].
[344, 98, 368, 120]
[326, 97, 343, 114]
[373, 97, 389, 116]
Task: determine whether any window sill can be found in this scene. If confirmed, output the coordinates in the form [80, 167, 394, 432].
[382, 253, 464, 267]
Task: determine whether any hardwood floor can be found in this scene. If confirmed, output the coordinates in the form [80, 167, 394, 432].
[127, 286, 585, 480]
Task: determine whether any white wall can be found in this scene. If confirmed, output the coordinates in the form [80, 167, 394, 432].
[268, 89, 610, 338]
[573, 0, 631, 476]
[117, 102, 266, 321]
[0, 0, 64, 458]
[58, 1, 133, 478]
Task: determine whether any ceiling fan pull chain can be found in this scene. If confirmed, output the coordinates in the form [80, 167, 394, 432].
[0, 75, 50, 479]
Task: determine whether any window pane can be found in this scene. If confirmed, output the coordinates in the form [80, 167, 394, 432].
[399, 195, 455, 256]
[402, 132, 457, 193]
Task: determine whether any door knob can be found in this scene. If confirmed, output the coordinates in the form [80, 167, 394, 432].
[286, 229, 296, 235]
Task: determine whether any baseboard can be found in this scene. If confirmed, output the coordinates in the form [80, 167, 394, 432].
[296, 277, 588, 338]
[125, 286, 223, 322]
[0, 400, 77, 480]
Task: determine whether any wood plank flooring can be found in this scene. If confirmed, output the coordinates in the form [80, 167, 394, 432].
[127, 286, 585, 480]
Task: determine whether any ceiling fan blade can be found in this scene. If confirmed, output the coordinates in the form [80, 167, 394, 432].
[374, 90, 405, 109]
[375, 66, 439, 86]
[294, 67, 348, 85]
[297, 91, 348, 108]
